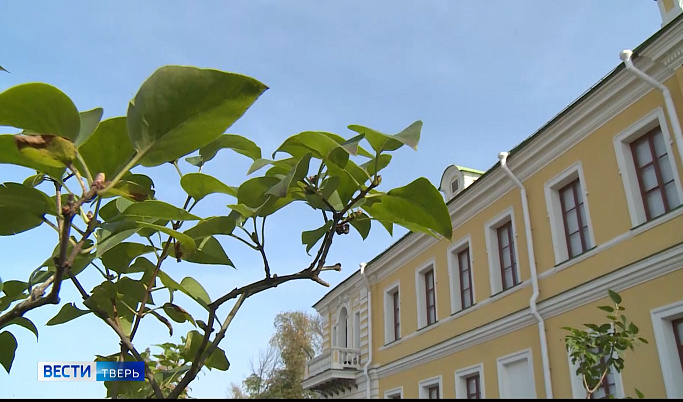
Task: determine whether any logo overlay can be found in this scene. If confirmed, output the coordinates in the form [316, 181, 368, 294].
[38, 361, 145, 382]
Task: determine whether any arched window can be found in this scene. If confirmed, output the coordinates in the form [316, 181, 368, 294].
[337, 307, 348, 348]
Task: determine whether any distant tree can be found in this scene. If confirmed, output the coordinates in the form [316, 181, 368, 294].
[229, 311, 322, 399]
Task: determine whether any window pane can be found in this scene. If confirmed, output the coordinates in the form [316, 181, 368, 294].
[463, 289, 472, 308]
[498, 226, 509, 247]
[652, 129, 666, 157]
[562, 186, 576, 210]
[566, 208, 579, 233]
[665, 182, 680, 209]
[461, 269, 470, 289]
[659, 154, 674, 183]
[634, 139, 653, 167]
[569, 232, 583, 257]
[502, 247, 511, 267]
[646, 191, 666, 218]
[641, 165, 658, 191]
[504, 268, 514, 289]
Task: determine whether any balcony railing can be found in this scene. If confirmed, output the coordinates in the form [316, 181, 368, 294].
[304, 347, 361, 379]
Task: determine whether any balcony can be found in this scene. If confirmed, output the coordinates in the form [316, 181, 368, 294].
[302, 347, 362, 397]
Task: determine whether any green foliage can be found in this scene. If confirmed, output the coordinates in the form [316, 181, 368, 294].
[563, 290, 648, 399]
[0, 65, 453, 398]
[230, 311, 322, 399]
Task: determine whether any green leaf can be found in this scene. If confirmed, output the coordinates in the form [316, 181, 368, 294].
[199, 134, 261, 163]
[96, 221, 140, 257]
[163, 303, 196, 326]
[171, 236, 233, 267]
[0, 182, 53, 214]
[2, 281, 27, 299]
[321, 132, 372, 157]
[348, 120, 422, 154]
[135, 222, 196, 254]
[0, 65, 8, 73]
[0, 317, 38, 340]
[237, 176, 281, 209]
[273, 131, 349, 168]
[635, 388, 644, 399]
[349, 212, 372, 240]
[101, 242, 156, 274]
[247, 158, 275, 175]
[361, 177, 452, 240]
[180, 277, 211, 307]
[0, 135, 65, 179]
[608, 289, 622, 304]
[0, 207, 43, 235]
[74, 107, 104, 147]
[181, 173, 237, 201]
[361, 154, 392, 177]
[597, 305, 615, 313]
[302, 221, 333, 254]
[121, 200, 200, 221]
[183, 330, 203, 361]
[0, 83, 80, 141]
[185, 155, 203, 167]
[0, 331, 17, 373]
[46, 303, 91, 326]
[78, 117, 136, 180]
[184, 215, 238, 238]
[127, 66, 267, 167]
[628, 322, 639, 334]
[103, 173, 155, 202]
[14, 134, 77, 168]
[205, 346, 230, 371]
[266, 154, 311, 198]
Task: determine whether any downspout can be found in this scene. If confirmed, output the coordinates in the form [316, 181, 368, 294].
[620, 49, 683, 169]
[498, 152, 554, 399]
[360, 262, 372, 399]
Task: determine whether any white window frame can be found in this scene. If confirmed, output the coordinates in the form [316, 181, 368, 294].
[383, 281, 401, 345]
[447, 236, 475, 314]
[353, 310, 361, 349]
[418, 375, 443, 399]
[651, 300, 683, 398]
[455, 363, 485, 399]
[484, 207, 521, 295]
[566, 348, 624, 399]
[415, 259, 438, 329]
[384, 386, 404, 399]
[544, 162, 596, 265]
[613, 107, 683, 227]
[496, 348, 537, 398]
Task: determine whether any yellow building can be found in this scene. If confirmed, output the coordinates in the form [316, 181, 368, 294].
[302, 1, 683, 398]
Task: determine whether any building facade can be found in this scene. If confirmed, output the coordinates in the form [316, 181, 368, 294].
[302, 1, 683, 398]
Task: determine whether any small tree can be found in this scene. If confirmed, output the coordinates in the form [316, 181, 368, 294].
[0, 66, 452, 398]
[563, 290, 647, 399]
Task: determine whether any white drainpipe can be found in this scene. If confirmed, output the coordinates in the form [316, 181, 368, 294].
[620, 49, 683, 169]
[360, 262, 372, 399]
[498, 152, 554, 399]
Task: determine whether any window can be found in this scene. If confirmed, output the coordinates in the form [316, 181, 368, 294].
[353, 311, 361, 349]
[631, 127, 680, 220]
[497, 221, 518, 291]
[560, 179, 590, 258]
[451, 178, 459, 193]
[336, 307, 349, 348]
[458, 249, 474, 309]
[590, 354, 618, 399]
[544, 163, 595, 264]
[485, 208, 521, 295]
[651, 300, 683, 397]
[614, 108, 683, 227]
[384, 283, 401, 344]
[384, 387, 403, 399]
[419, 376, 442, 399]
[425, 269, 436, 325]
[497, 349, 536, 398]
[465, 374, 481, 399]
[448, 237, 476, 314]
[416, 261, 438, 329]
[455, 363, 485, 399]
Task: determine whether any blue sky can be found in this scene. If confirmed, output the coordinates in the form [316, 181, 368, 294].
[0, 1, 663, 398]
